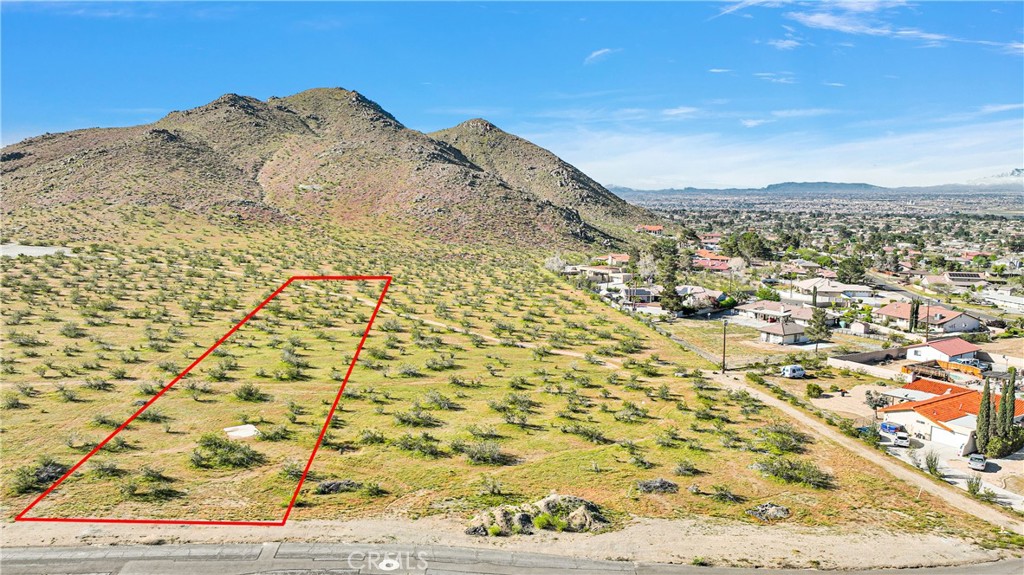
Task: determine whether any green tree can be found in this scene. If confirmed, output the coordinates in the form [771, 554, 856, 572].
[908, 299, 921, 333]
[977, 380, 991, 453]
[804, 307, 832, 354]
[837, 256, 866, 284]
[653, 239, 684, 313]
[754, 286, 780, 301]
[998, 369, 1017, 439]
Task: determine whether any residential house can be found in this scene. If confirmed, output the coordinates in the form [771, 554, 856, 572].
[879, 389, 1024, 455]
[979, 290, 1024, 313]
[922, 272, 988, 293]
[906, 337, 981, 363]
[635, 225, 664, 236]
[595, 253, 631, 266]
[577, 265, 622, 283]
[698, 233, 723, 250]
[880, 378, 971, 405]
[789, 277, 873, 306]
[736, 300, 833, 327]
[758, 321, 808, 345]
[873, 302, 981, 333]
[676, 285, 727, 310]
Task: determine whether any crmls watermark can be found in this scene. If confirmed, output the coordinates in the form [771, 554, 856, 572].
[346, 551, 429, 571]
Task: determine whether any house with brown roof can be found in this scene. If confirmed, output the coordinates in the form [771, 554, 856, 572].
[635, 225, 664, 236]
[758, 321, 808, 345]
[595, 253, 631, 266]
[873, 302, 981, 333]
[906, 337, 981, 363]
[879, 388, 1024, 455]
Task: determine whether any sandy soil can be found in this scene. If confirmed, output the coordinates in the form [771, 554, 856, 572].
[1, 515, 1015, 569]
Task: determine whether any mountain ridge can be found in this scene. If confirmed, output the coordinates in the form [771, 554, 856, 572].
[2, 87, 654, 247]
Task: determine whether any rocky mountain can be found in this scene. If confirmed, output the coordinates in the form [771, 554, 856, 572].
[2, 88, 653, 246]
[430, 119, 648, 228]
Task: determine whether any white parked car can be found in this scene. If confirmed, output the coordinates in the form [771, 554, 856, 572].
[968, 453, 987, 472]
[892, 432, 910, 448]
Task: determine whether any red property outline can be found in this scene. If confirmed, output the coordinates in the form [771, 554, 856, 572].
[15, 275, 392, 526]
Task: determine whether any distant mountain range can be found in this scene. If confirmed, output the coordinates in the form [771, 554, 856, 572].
[1, 88, 651, 246]
[608, 171, 1024, 198]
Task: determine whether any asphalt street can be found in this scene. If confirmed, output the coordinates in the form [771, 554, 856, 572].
[1, 543, 1022, 575]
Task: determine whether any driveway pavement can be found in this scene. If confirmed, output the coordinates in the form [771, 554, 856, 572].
[883, 435, 1024, 513]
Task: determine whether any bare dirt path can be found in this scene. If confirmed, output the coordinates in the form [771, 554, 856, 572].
[712, 372, 1024, 535]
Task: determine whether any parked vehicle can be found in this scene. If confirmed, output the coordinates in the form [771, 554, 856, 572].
[880, 421, 905, 435]
[968, 453, 987, 471]
[780, 365, 805, 379]
[893, 431, 910, 447]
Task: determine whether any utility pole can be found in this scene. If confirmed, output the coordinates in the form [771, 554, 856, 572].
[721, 318, 728, 374]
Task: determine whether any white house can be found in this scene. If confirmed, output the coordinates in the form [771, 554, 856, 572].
[980, 290, 1024, 313]
[879, 387, 1024, 456]
[736, 300, 831, 327]
[906, 337, 981, 363]
[789, 277, 873, 306]
[873, 302, 981, 333]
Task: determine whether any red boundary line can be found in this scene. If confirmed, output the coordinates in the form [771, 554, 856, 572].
[14, 275, 393, 526]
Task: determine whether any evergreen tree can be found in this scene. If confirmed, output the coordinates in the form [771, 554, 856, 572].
[653, 239, 684, 313]
[908, 300, 920, 332]
[837, 256, 866, 283]
[804, 307, 832, 354]
[1004, 368, 1018, 434]
[977, 380, 991, 453]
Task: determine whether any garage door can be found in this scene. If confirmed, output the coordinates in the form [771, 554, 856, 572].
[930, 426, 964, 450]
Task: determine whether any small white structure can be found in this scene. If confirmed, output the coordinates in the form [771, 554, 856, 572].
[223, 424, 261, 439]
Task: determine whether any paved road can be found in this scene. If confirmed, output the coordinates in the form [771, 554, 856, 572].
[2, 543, 1021, 575]
[712, 372, 1024, 535]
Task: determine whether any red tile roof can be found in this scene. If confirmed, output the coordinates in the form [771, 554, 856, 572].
[880, 389, 1024, 430]
[908, 337, 981, 358]
[694, 249, 730, 261]
[903, 379, 971, 396]
[695, 259, 730, 271]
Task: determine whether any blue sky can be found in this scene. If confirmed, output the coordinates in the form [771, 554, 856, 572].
[2, 1, 1021, 188]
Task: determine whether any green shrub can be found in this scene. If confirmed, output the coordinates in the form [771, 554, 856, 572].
[755, 456, 834, 489]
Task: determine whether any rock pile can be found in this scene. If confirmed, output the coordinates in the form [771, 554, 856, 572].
[465, 493, 607, 536]
[636, 478, 679, 494]
[745, 502, 791, 522]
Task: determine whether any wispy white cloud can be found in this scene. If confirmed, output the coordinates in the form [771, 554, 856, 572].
[979, 103, 1024, 114]
[823, 81, 846, 87]
[741, 119, 772, 128]
[584, 48, 619, 65]
[662, 106, 700, 117]
[708, 68, 732, 73]
[766, 38, 801, 50]
[754, 71, 797, 84]
[523, 118, 1023, 189]
[785, 6, 1022, 53]
[711, 0, 789, 20]
[771, 108, 835, 118]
